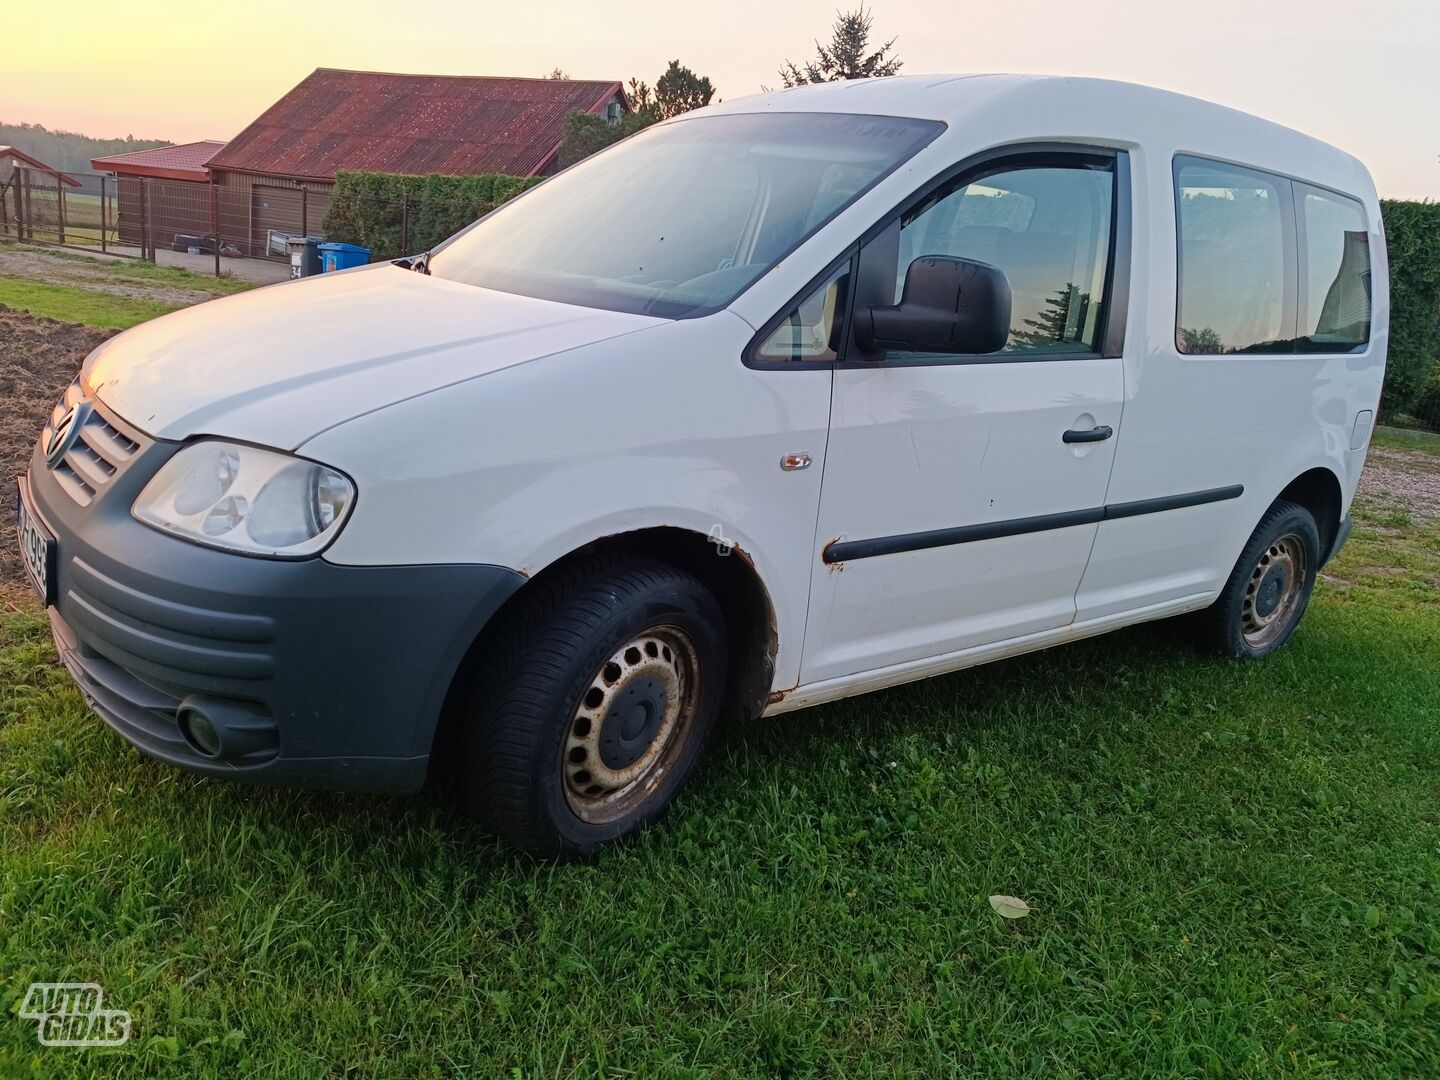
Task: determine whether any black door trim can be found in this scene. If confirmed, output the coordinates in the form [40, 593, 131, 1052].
[821, 485, 1244, 564]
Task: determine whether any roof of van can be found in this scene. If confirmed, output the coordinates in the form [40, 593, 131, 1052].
[702, 75, 1372, 198]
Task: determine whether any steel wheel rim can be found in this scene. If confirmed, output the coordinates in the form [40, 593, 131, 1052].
[562, 625, 701, 824]
[1241, 533, 1307, 649]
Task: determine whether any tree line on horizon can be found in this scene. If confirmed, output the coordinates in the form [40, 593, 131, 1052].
[0, 121, 170, 190]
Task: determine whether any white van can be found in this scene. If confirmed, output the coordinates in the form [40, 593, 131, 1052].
[18, 76, 1385, 855]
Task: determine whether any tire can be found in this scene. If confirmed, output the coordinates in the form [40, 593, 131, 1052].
[1196, 499, 1321, 659]
[454, 556, 727, 857]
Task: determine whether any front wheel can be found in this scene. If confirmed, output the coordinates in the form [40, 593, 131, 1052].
[1196, 499, 1321, 659]
[454, 557, 727, 857]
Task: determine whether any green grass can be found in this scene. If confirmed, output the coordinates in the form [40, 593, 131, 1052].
[1, 501, 1437, 1077]
[0, 276, 180, 329]
[97, 259, 253, 298]
[6, 244, 255, 299]
[1373, 426, 1440, 456]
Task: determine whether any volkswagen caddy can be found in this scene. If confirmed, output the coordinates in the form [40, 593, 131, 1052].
[18, 76, 1386, 855]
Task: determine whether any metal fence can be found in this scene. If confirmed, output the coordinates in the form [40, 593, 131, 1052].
[1, 167, 437, 286]
[2, 167, 338, 281]
[1, 168, 126, 254]
[1389, 392, 1440, 437]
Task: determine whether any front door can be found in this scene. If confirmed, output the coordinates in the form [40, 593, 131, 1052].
[797, 149, 1130, 686]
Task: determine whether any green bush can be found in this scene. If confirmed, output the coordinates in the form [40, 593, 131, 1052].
[322, 171, 541, 262]
[1379, 199, 1440, 421]
[1411, 371, 1440, 431]
[556, 110, 654, 169]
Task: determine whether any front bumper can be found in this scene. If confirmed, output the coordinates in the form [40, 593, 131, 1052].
[22, 403, 525, 793]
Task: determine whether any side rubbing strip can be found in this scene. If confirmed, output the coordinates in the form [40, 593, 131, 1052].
[1101, 484, 1245, 520]
[822, 485, 1244, 563]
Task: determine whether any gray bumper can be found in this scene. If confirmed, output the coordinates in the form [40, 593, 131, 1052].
[22, 413, 525, 794]
[1324, 513, 1354, 567]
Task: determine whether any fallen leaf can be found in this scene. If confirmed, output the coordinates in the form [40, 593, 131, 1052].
[989, 894, 1032, 919]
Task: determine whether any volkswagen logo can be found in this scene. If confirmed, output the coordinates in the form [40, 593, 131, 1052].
[45, 401, 90, 468]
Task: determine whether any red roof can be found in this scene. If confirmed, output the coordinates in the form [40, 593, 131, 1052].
[0, 146, 81, 187]
[91, 140, 226, 182]
[206, 68, 625, 181]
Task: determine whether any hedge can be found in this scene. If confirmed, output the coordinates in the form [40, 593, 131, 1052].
[1379, 199, 1440, 424]
[556, 110, 653, 169]
[321, 171, 541, 262]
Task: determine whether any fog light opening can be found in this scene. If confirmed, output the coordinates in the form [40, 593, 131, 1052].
[178, 707, 222, 758]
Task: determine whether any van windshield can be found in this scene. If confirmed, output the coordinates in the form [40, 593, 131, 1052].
[428, 112, 942, 318]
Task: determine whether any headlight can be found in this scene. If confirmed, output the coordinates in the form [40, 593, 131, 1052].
[133, 441, 355, 557]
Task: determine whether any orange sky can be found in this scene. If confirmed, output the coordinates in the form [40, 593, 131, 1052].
[6, 0, 1436, 198]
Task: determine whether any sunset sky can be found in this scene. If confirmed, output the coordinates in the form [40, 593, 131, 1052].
[8, 0, 1437, 198]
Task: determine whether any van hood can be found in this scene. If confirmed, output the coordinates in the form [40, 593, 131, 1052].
[83, 264, 662, 448]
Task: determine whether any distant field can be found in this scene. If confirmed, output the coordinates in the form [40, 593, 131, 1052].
[12, 192, 119, 245]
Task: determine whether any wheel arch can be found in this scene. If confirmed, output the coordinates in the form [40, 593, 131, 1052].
[1272, 466, 1345, 559]
[433, 526, 780, 764]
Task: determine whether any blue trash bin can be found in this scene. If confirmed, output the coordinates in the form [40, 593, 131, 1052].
[318, 242, 371, 273]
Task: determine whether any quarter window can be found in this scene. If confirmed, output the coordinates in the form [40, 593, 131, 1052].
[753, 263, 851, 363]
[1298, 187, 1371, 351]
[889, 163, 1115, 357]
[1175, 157, 1289, 354]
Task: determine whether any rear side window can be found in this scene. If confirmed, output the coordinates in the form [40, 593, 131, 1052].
[1298, 186, 1371, 351]
[1175, 157, 1290, 354]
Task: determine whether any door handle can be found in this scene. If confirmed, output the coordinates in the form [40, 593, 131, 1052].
[1062, 424, 1114, 444]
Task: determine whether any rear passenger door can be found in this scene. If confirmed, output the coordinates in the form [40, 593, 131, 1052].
[794, 148, 1130, 686]
[1074, 156, 1375, 622]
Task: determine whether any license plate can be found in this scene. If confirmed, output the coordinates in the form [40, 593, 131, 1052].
[16, 478, 56, 606]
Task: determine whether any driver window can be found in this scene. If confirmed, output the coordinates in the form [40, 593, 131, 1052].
[893, 162, 1114, 357]
[753, 263, 851, 363]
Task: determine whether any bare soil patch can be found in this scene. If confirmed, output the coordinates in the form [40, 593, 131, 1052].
[1356, 446, 1440, 523]
[0, 306, 116, 603]
[0, 247, 215, 307]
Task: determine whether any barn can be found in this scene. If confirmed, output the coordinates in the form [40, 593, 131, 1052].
[203, 68, 627, 257]
[90, 140, 226, 249]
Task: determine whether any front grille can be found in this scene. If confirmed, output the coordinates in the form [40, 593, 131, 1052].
[41, 381, 144, 505]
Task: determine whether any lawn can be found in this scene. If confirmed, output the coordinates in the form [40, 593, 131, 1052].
[0, 276, 180, 329]
[6, 246, 254, 299]
[1374, 426, 1440, 457]
[0, 246, 254, 330]
[0, 268, 1437, 1076]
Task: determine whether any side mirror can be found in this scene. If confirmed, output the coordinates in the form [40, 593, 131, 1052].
[857, 255, 1011, 355]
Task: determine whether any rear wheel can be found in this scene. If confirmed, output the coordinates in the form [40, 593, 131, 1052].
[1196, 500, 1321, 659]
[454, 557, 726, 857]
